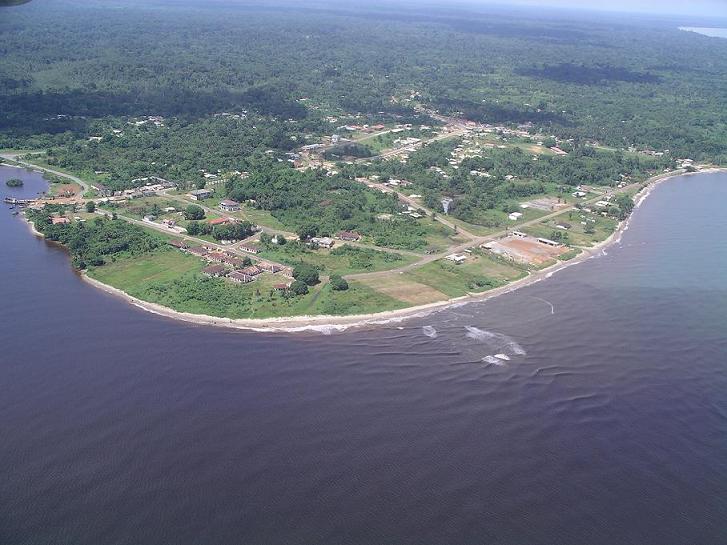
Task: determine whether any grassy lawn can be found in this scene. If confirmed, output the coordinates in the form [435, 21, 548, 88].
[357, 274, 449, 305]
[417, 216, 468, 250]
[88, 248, 205, 291]
[87, 248, 406, 319]
[259, 242, 416, 275]
[304, 282, 409, 316]
[522, 210, 619, 247]
[178, 192, 289, 231]
[404, 252, 527, 298]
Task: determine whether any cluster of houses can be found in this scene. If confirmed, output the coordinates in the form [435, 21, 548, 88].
[169, 240, 293, 287]
[305, 230, 362, 248]
[92, 177, 176, 199]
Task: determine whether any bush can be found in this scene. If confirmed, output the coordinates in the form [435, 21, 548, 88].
[293, 263, 319, 285]
[290, 280, 309, 295]
[330, 274, 349, 291]
[184, 204, 205, 220]
[6, 178, 23, 187]
[85, 201, 96, 213]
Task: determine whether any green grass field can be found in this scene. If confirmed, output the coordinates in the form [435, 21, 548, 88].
[88, 248, 205, 291]
[87, 248, 406, 319]
[259, 242, 416, 275]
[404, 252, 527, 298]
[522, 209, 618, 247]
[199, 193, 289, 231]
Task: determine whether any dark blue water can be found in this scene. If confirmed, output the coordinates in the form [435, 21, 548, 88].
[1, 165, 726, 544]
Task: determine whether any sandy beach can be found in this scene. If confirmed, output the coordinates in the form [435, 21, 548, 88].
[23, 167, 725, 333]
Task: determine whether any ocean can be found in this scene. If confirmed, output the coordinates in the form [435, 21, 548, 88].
[1, 164, 726, 544]
[680, 27, 727, 38]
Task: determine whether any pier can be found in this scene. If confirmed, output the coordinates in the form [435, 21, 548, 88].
[4, 197, 36, 206]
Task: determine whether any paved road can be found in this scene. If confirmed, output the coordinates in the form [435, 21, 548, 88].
[1, 152, 90, 192]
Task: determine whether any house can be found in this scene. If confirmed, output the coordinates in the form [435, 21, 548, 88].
[508, 212, 523, 221]
[239, 244, 260, 254]
[311, 236, 335, 249]
[186, 246, 208, 257]
[274, 283, 292, 291]
[51, 216, 71, 225]
[337, 231, 361, 242]
[220, 255, 245, 268]
[208, 217, 230, 226]
[188, 189, 212, 201]
[219, 199, 240, 212]
[512, 231, 527, 238]
[239, 265, 263, 277]
[204, 250, 226, 262]
[538, 237, 562, 247]
[168, 239, 189, 249]
[228, 271, 255, 283]
[202, 264, 227, 277]
[445, 254, 467, 264]
[556, 222, 572, 230]
[258, 262, 283, 273]
[91, 182, 113, 197]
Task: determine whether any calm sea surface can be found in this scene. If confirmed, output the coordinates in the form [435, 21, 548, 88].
[1, 165, 726, 544]
[680, 27, 727, 38]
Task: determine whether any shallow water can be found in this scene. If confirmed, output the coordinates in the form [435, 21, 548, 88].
[1, 166, 726, 544]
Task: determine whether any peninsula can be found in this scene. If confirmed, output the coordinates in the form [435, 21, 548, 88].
[3, 1, 727, 329]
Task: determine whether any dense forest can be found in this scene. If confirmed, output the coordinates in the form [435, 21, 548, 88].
[27, 206, 162, 269]
[2, 0, 727, 204]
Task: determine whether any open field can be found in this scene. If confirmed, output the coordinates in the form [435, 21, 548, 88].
[484, 235, 568, 267]
[88, 248, 406, 319]
[259, 243, 417, 276]
[522, 210, 619, 247]
[357, 274, 449, 305]
[403, 252, 527, 298]
[196, 193, 289, 231]
[88, 248, 205, 290]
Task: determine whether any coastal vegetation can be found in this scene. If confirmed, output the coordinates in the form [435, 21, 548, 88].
[5, 177, 23, 187]
[26, 206, 162, 269]
[5, 0, 724, 323]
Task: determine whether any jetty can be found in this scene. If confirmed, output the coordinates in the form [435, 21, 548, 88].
[4, 197, 36, 205]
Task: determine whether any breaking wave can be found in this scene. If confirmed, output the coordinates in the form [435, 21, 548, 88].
[465, 327, 527, 360]
[422, 325, 438, 338]
[482, 355, 507, 366]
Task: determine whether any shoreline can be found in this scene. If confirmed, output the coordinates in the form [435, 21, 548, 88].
[21, 167, 726, 333]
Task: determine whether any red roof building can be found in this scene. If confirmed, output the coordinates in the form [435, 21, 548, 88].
[336, 230, 361, 241]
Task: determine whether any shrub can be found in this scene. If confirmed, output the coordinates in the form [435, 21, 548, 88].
[184, 204, 205, 220]
[290, 280, 309, 295]
[330, 274, 349, 291]
[293, 263, 319, 285]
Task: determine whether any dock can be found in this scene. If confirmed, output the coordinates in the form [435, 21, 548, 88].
[4, 197, 36, 205]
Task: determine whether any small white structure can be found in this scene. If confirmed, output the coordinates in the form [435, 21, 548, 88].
[311, 236, 335, 249]
[445, 254, 467, 264]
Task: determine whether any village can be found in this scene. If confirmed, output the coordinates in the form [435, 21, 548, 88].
[0, 102, 703, 318]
